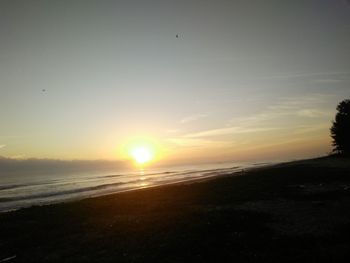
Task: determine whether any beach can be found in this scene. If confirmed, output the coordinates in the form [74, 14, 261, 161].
[1, 156, 350, 262]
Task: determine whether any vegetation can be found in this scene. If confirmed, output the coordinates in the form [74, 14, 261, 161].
[330, 99, 350, 156]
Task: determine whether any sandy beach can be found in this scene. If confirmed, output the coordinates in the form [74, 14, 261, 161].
[1, 156, 350, 262]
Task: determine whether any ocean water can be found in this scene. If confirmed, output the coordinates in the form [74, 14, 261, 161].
[0, 161, 271, 212]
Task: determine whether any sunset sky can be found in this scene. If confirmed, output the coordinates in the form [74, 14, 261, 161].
[1, 0, 350, 165]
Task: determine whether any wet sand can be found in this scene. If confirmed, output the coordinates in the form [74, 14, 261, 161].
[1, 156, 350, 262]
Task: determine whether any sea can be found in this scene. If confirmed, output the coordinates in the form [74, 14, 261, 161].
[0, 161, 274, 213]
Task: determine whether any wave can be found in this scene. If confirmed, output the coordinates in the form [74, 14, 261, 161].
[0, 179, 146, 202]
[0, 162, 267, 212]
[0, 184, 27, 191]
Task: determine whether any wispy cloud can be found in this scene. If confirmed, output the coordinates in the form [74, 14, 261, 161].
[174, 95, 333, 145]
[183, 126, 279, 138]
[180, 114, 208, 124]
[297, 109, 331, 118]
[242, 95, 333, 122]
[0, 144, 5, 149]
[166, 138, 227, 148]
[313, 79, 343, 83]
[261, 71, 349, 80]
[291, 123, 331, 135]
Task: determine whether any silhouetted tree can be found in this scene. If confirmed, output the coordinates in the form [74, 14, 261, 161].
[330, 99, 350, 156]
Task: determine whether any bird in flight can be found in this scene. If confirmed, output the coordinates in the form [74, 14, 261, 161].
[42, 89, 46, 92]
[176, 34, 179, 38]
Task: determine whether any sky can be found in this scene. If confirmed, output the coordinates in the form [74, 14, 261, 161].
[1, 0, 350, 166]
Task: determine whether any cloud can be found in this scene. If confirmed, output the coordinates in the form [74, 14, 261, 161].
[297, 109, 331, 118]
[177, 95, 333, 142]
[162, 94, 334, 156]
[313, 79, 342, 83]
[241, 95, 333, 121]
[180, 114, 208, 124]
[292, 123, 331, 135]
[261, 71, 349, 80]
[166, 138, 227, 148]
[0, 144, 5, 149]
[183, 126, 278, 138]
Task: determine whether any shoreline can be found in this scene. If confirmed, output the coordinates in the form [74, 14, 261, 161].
[0, 161, 275, 214]
[1, 155, 350, 262]
[0, 156, 340, 214]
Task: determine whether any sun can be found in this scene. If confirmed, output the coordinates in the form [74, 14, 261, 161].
[130, 146, 154, 165]
[120, 136, 160, 166]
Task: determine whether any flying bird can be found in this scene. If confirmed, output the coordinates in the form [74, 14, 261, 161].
[42, 89, 46, 92]
[176, 34, 179, 38]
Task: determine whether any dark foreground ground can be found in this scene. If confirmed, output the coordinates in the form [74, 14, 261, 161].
[1, 156, 350, 262]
